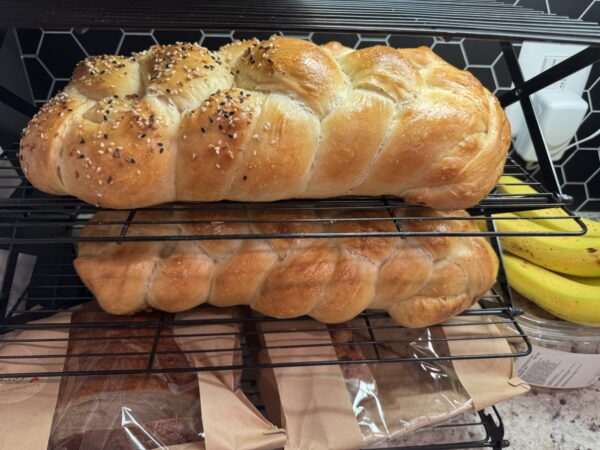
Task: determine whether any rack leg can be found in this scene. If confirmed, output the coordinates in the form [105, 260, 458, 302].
[499, 46, 600, 108]
[500, 42, 567, 201]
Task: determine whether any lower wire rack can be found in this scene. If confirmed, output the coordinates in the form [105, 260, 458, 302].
[0, 246, 531, 378]
[245, 364, 508, 450]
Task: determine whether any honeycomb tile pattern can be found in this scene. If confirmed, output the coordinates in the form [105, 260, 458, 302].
[14, 1, 600, 211]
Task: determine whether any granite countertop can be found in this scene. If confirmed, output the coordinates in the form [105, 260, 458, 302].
[498, 379, 600, 450]
[389, 381, 600, 449]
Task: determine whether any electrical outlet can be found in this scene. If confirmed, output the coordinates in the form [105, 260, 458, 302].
[521, 42, 591, 95]
[506, 42, 591, 165]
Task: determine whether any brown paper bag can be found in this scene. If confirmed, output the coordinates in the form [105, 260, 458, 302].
[0, 313, 71, 450]
[175, 308, 286, 450]
[443, 315, 530, 411]
[258, 314, 529, 449]
[1, 306, 285, 450]
[256, 320, 365, 450]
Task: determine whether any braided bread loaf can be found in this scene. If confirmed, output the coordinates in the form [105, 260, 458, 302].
[20, 37, 510, 210]
[74, 208, 498, 327]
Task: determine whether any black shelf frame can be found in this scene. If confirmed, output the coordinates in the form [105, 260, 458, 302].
[1, 0, 600, 45]
[1, 2, 600, 449]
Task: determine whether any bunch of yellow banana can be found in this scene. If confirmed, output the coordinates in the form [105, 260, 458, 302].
[491, 176, 600, 326]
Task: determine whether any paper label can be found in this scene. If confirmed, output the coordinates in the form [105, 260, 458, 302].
[0, 372, 46, 404]
[516, 345, 600, 389]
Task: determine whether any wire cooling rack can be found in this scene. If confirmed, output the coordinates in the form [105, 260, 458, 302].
[0, 147, 588, 244]
[0, 243, 530, 378]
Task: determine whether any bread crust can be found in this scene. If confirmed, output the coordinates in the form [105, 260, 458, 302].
[75, 209, 498, 327]
[21, 37, 510, 209]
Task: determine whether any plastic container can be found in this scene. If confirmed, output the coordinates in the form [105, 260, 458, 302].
[512, 292, 600, 391]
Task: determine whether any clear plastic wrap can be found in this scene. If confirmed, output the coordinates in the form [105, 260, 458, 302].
[46, 307, 286, 450]
[329, 321, 473, 445]
[48, 310, 204, 450]
[257, 314, 528, 450]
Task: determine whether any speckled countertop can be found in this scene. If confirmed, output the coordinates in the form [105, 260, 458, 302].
[497, 379, 600, 450]
[390, 380, 600, 449]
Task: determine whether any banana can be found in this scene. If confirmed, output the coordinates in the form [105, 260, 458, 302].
[504, 253, 600, 326]
[494, 213, 600, 277]
[497, 176, 600, 238]
[563, 274, 600, 287]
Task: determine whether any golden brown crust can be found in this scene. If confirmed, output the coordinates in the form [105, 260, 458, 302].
[75, 208, 498, 328]
[21, 37, 510, 210]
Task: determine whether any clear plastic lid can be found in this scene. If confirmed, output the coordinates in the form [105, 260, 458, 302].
[511, 291, 600, 354]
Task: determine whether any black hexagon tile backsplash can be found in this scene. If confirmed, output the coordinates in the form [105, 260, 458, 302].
[12, 1, 600, 211]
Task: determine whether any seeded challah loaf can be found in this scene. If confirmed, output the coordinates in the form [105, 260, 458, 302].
[20, 37, 510, 209]
[74, 208, 498, 327]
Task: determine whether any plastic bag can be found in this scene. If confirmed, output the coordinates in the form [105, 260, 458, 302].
[257, 314, 528, 449]
[329, 320, 473, 445]
[48, 310, 204, 450]
[47, 307, 286, 450]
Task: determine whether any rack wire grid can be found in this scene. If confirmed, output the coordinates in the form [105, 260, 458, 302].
[243, 358, 509, 450]
[0, 233, 530, 376]
[0, 146, 589, 244]
[2, 0, 600, 45]
[2, 4, 599, 449]
[239, 373, 508, 450]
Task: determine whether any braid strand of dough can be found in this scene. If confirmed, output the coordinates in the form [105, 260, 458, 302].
[20, 37, 510, 210]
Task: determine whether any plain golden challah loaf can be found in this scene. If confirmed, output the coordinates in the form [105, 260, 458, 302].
[20, 37, 510, 210]
[74, 208, 498, 327]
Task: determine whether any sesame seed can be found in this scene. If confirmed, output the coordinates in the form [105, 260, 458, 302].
[97, 193, 102, 197]
[252, 134, 259, 140]
[263, 122, 271, 130]
[201, 127, 205, 133]
[215, 163, 221, 168]
[271, 139, 276, 144]
[136, 169, 141, 176]
[192, 152, 197, 160]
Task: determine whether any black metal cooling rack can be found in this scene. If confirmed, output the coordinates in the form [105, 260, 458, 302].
[0, 241, 530, 377]
[0, 147, 588, 244]
[2, 0, 600, 45]
[2, 3, 599, 449]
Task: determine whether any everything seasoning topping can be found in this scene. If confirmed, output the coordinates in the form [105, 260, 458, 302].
[74, 55, 132, 87]
[144, 42, 217, 88]
[242, 37, 278, 72]
[193, 88, 259, 166]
